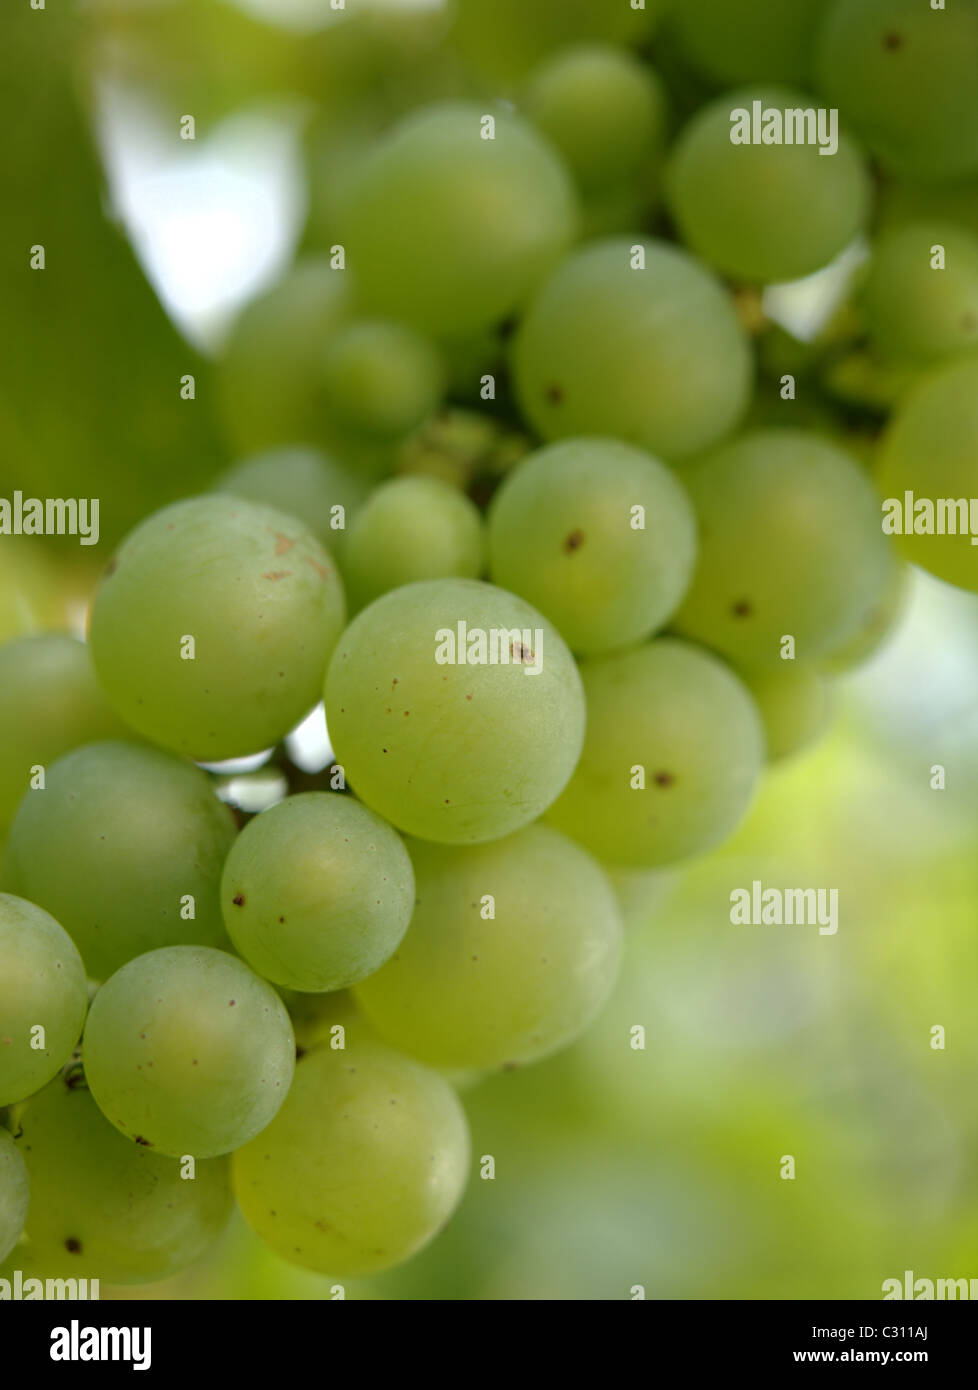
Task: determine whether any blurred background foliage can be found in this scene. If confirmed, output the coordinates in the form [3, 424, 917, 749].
[2, 0, 977, 1299]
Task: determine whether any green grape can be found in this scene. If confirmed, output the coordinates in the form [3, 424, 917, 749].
[487, 438, 697, 656]
[861, 222, 978, 364]
[0, 894, 88, 1105]
[665, 86, 871, 285]
[450, 0, 661, 89]
[89, 496, 346, 761]
[511, 238, 753, 461]
[216, 446, 367, 561]
[674, 431, 896, 667]
[221, 792, 414, 993]
[740, 664, 833, 762]
[545, 638, 765, 868]
[15, 1073, 232, 1284]
[7, 741, 236, 982]
[521, 45, 666, 193]
[671, 0, 827, 85]
[877, 356, 978, 593]
[815, 0, 978, 180]
[354, 825, 623, 1069]
[84, 946, 295, 1159]
[342, 102, 578, 338]
[342, 475, 485, 612]
[233, 1037, 470, 1276]
[322, 320, 445, 441]
[819, 563, 909, 674]
[216, 258, 352, 455]
[325, 579, 585, 844]
[0, 634, 128, 833]
[0, 1126, 28, 1264]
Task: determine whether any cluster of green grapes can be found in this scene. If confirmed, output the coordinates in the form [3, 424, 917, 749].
[3, 0, 978, 1293]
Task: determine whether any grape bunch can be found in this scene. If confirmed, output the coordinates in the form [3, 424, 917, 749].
[2, 0, 977, 1295]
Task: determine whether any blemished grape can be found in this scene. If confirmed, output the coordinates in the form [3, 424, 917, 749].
[233, 1037, 470, 1276]
[521, 45, 667, 193]
[0, 634, 127, 832]
[511, 238, 753, 461]
[7, 741, 236, 982]
[15, 1073, 232, 1284]
[215, 446, 367, 561]
[221, 792, 414, 993]
[342, 476, 485, 612]
[487, 438, 697, 656]
[83, 947, 295, 1159]
[673, 431, 896, 667]
[322, 320, 445, 441]
[740, 665, 833, 762]
[0, 894, 88, 1105]
[342, 102, 579, 339]
[671, 0, 827, 86]
[354, 826, 623, 1069]
[325, 579, 585, 844]
[666, 86, 871, 285]
[815, 0, 978, 180]
[89, 496, 346, 762]
[450, 0, 661, 89]
[861, 222, 978, 364]
[877, 355, 978, 593]
[545, 639, 765, 868]
[0, 1126, 29, 1264]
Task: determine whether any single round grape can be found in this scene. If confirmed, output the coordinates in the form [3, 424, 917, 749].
[511, 238, 753, 462]
[545, 639, 765, 868]
[862, 221, 978, 363]
[0, 634, 128, 833]
[322, 320, 445, 440]
[89, 496, 346, 761]
[0, 895, 88, 1105]
[216, 445, 367, 560]
[221, 792, 414, 993]
[216, 258, 353, 454]
[15, 1074, 232, 1283]
[450, 0, 661, 88]
[671, 0, 827, 85]
[877, 355, 978, 592]
[487, 438, 697, 656]
[674, 431, 896, 667]
[83, 947, 295, 1159]
[740, 665, 833, 761]
[666, 86, 871, 285]
[233, 1037, 470, 1276]
[521, 45, 666, 192]
[342, 102, 578, 338]
[342, 475, 485, 612]
[325, 579, 585, 844]
[7, 741, 236, 982]
[355, 825, 623, 1069]
[815, 0, 978, 180]
[0, 1126, 29, 1263]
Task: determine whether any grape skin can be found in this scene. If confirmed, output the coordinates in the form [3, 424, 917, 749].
[0, 894, 88, 1107]
[233, 1037, 470, 1277]
[221, 792, 415, 993]
[83, 946, 296, 1160]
